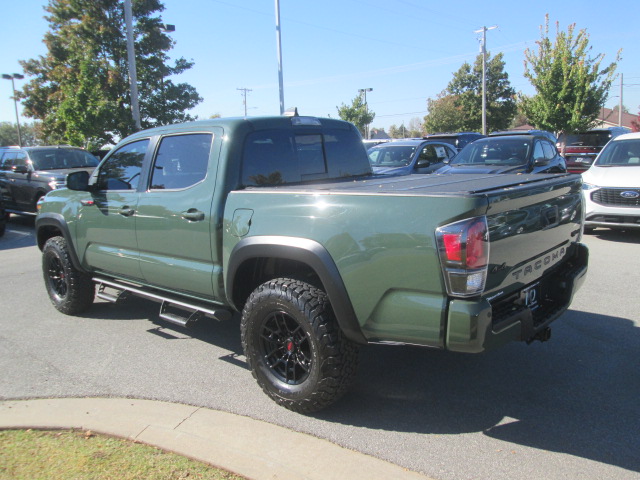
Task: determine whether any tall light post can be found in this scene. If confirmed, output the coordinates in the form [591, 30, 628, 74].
[2, 73, 24, 146]
[124, 0, 141, 130]
[275, 0, 285, 115]
[474, 25, 497, 135]
[358, 87, 373, 139]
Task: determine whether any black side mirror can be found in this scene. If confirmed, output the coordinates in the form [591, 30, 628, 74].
[13, 165, 29, 174]
[67, 170, 91, 191]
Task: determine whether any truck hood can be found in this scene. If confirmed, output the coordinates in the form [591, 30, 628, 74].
[582, 165, 640, 188]
[436, 164, 526, 175]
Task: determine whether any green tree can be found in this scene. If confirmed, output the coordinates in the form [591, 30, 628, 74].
[0, 122, 43, 146]
[423, 53, 516, 133]
[336, 94, 375, 137]
[423, 93, 464, 133]
[18, 0, 202, 148]
[447, 52, 516, 132]
[520, 15, 620, 134]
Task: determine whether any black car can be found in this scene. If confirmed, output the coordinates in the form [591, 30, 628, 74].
[0, 146, 99, 216]
[436, 134, 567, 175]
[422, 132, 485, 151]
[489, 129, 557, 143]
[0, 198, 5, 237]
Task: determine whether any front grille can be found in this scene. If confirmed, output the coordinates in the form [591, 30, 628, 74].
[592, 188, 640, 207]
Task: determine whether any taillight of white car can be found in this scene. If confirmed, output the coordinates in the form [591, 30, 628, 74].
[436, 216, 489, 298]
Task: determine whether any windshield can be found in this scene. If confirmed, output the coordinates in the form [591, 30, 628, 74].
[29, 148, 99, 170]
[561, 132, 612, 148]
[368, 145, 418, 167]
[450, 138, 531, 166]
[594, 139, 640, 167]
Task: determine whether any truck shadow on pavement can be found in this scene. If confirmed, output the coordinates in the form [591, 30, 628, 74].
[320, 309, 640, 473]
[77, 297, 639, 473]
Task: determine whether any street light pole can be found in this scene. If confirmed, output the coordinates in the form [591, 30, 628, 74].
[474, 25, 497, 135]
[2, 73, 24, 147]
[124, 0, 141, 130]
[358, 87, 373, 139]
[275, 0, 285, 115]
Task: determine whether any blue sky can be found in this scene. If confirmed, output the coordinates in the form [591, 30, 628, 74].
[1, 0, 639, 132]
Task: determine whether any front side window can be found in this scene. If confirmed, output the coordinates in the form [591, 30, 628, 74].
[150, 133, 212, 190]
[96, 139, 149, 191]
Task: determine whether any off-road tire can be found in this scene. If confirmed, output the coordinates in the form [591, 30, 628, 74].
[241, 278, 358, 413]
[42, 236, 95, 315]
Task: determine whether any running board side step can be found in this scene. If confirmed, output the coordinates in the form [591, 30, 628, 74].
[93, 277, 232, 325]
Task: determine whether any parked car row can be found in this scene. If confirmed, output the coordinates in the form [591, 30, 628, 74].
[365, 127, 639, 234]
[367, 131, 566, 176]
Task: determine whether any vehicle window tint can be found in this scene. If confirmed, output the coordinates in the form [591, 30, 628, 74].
[97, 139, 148, 191]
[29, 148, 99, 170]
[242, 127, 371, 187]
[150, 133, 212, 190]
[541, 141, 555, 160]
[0, 152, 17, 170]
[242, 130, 297, 186]
[296, 134, 326, 176]
[13, 152, 28, 169]
[533, 141, 545, 161]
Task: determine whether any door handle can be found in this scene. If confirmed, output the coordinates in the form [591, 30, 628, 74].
[118, 206, 135, 217]
[182, 209, 205, 222]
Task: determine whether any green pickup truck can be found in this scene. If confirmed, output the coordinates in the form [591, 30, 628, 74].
[35, 115, 588, 413]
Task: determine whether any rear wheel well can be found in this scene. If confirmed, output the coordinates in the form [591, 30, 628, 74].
[232, 257, 321, 310]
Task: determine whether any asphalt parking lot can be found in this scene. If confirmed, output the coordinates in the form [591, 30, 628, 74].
[1, 215, 639, 480]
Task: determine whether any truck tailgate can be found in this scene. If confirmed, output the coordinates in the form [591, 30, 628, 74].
[481, 174, 583, 294]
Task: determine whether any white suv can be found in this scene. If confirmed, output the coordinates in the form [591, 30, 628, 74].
[582, 132, 640, 232]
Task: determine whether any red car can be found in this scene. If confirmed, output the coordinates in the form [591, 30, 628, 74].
[556, 127, 630, 173]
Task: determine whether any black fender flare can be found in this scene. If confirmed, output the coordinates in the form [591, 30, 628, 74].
[227, 236, 367, 344]
[36, 212, 87, 273]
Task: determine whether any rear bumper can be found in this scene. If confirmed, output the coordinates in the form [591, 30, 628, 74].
[445, 243, 588, 353]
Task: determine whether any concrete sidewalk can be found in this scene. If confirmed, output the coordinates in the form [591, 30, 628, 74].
[0, 398, 431, 480]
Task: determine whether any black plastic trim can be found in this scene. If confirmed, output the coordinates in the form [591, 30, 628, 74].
[35, 213, 87, 273]
[227, 236, 367, 344]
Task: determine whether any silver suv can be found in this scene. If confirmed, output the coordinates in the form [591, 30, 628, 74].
[0, 146, 99, 216]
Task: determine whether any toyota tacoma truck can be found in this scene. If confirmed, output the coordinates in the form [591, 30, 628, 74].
[35, 115, 588, 413]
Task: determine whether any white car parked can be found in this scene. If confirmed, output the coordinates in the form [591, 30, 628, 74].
[582, 131, 640, 232]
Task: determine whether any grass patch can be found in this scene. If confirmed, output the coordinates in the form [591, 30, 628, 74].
[0, 429, 246, 480]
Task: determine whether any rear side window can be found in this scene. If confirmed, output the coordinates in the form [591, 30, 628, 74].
[97, 139, 149, 191]
[150, 133, 212, 190]
[242, 128, 370, 186]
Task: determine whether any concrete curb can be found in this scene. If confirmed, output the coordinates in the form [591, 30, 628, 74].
[0, 398, 431, 480]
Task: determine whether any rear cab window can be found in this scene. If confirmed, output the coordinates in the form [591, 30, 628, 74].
[241, 128, 370, 187]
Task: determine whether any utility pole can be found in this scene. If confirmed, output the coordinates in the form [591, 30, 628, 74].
[358, 87, 373, 139]
[237, 88, 252, 118]
[619, 73, 623, 127]
[124, 0, 141, 130]
[474, 25, 497, 135]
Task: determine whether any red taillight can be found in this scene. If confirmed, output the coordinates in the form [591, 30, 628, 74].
[466, 218, 488, 268]
[436, 216, 489, 298]
[442, 233, 462, 262]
